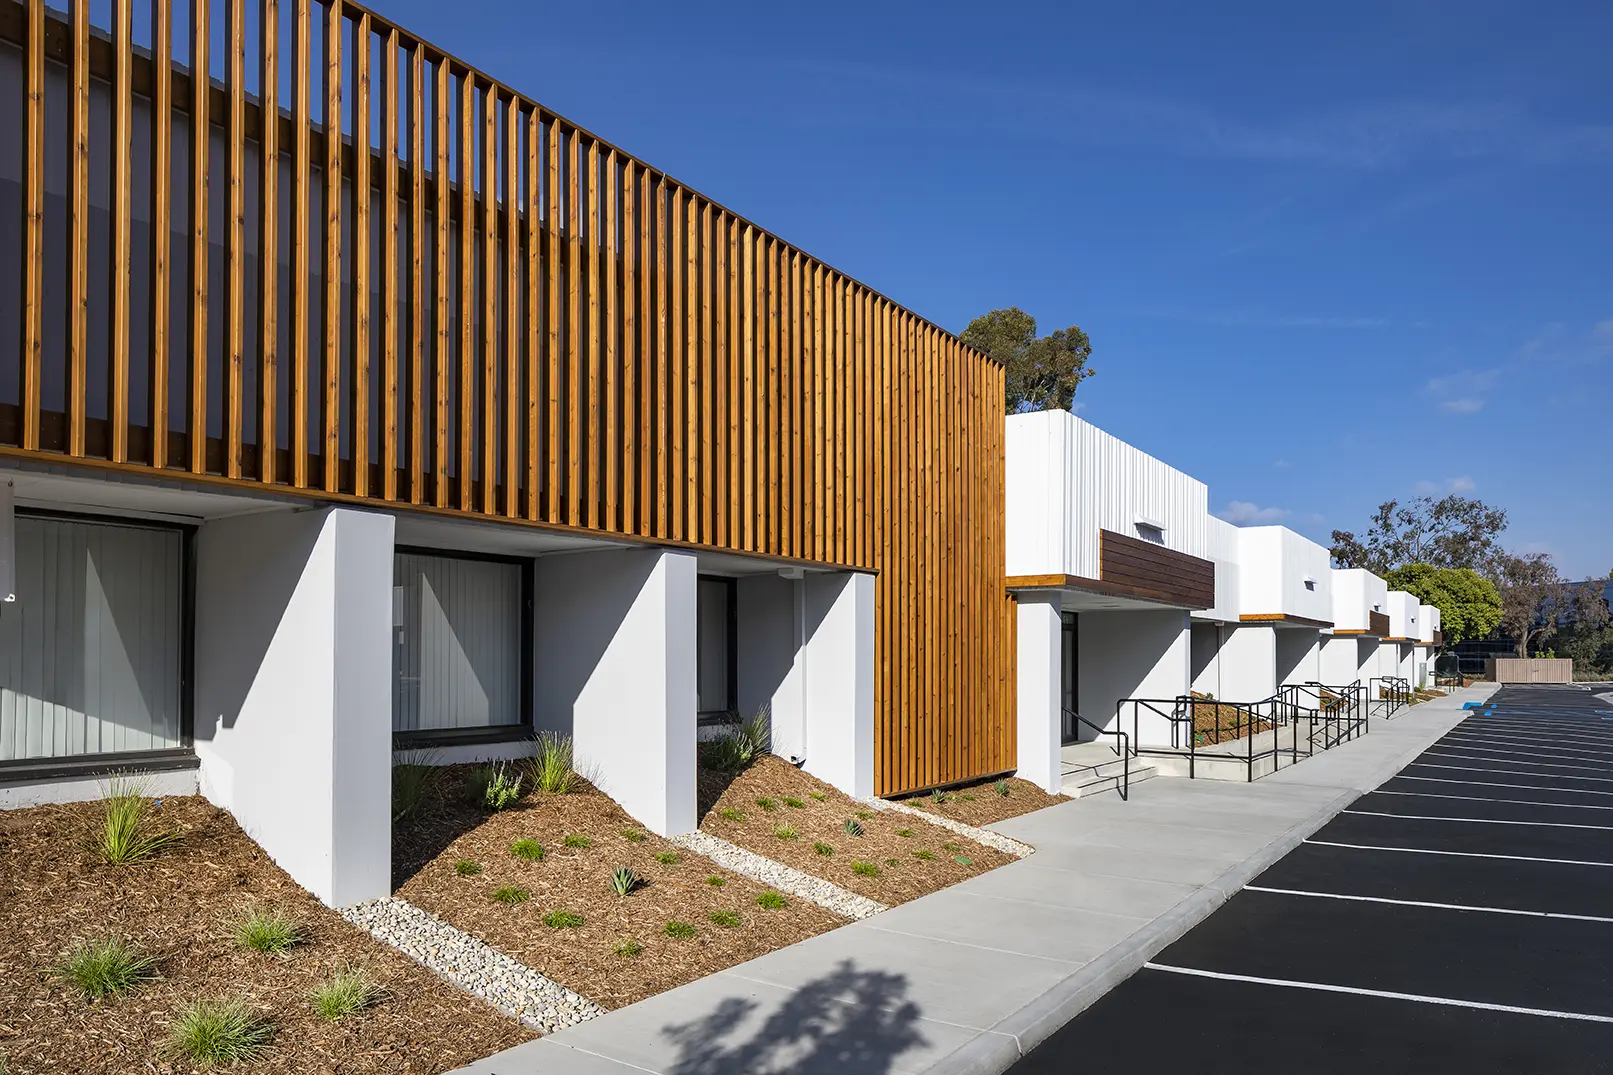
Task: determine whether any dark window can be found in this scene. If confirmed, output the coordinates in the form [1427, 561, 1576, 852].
[697, 576, 737, 722]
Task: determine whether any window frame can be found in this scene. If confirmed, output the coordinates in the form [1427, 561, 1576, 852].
[696, 574, 739, 726]
[391, 544, 536, 750]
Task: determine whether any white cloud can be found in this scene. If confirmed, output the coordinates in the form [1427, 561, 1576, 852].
[1518, 319, 1613, 365]
[1219, 501, 1290, 525]
[1070, 402, 1087, 415]
[1305, 512, 1327, 526]
[1441, 397, 1486, 413]
[1447, 475, 1476, 493]
[1425, 368, 1499, 414]
[1415, 476, 1477, 495]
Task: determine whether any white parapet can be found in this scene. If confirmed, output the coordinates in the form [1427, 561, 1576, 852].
[533, 548, 699, 837]
[195, 506, 396, 908]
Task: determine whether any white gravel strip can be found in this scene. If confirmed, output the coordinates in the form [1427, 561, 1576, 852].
[341, 897, 604, 1034]
[671, 830, 886, 921]
[864, 798, 1035, 859]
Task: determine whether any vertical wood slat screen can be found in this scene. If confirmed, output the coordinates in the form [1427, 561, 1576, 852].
[0, 0, 1014, 796]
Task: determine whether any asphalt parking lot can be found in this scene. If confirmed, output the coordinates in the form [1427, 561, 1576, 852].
[1010, 685, 1613, 1074]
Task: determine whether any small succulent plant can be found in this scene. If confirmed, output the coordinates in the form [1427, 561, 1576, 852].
[843, 818, 864, 837]
[994, 779, 1010, 797]
[609, 866, 642, 897]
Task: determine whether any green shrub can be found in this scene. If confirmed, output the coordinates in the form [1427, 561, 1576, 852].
[755, 797, 778, 812]
[472, 763, 525, 811]
[851, 860, 880, 878]
[510, 838, 545, 862]
[654, 850, 680, 865]
[664, 920, 697, 939]
[709, 910, 741, 928]
[706, 875, 726, 887]
[959, 793, 976, 802]
[609, 866, 642, 897]
[843, 818, 863, 837]
[772, 823, 798, 840]
[941, 842, 961, 853]
[699, 708, 771, 771]
[614, 939, 644, 959]
[809, 791, 826, 801]
[56, 935, 156, 998]
[391, 763, 437, 823]
[813, 841, 834, 856]
[529, 732, 579, 794]
[718, 807, 745, 823]
[993, 779, 1010, 797]
[562, 834, 592, 849]
[454, 860, 483, 876]
[231, 907, 303, 955]
[544, 909, 585, 929]
[166, 997, 272, 1066]
[309, 967, 380, 1021]
[855, 810, 874, 821]
[884, 858, 899, 867]
[929, 789, 949, 806]
[621, 828, 646, 843]
[755, 891, 788, 910]
[895, 828, 912, 838]
[97, 778, 179, 865]
[913, 849, 935, 861]
[491, 886, 529, 905]
[782, 797, 805, 809]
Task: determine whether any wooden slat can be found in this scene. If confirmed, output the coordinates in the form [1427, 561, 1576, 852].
[766, 237, 779, 553]
[713, 210, 728, 547]
[457, 71, 473, 508]
[699, 201, 713, 544]
[525, 109, 541, 520]
[110, 0, 133, 463]
[727, 214, 741, 546]
[481, 82, 496, 514]
[323, 0, 342, 492]
[432, 58, 449, 507]
[352, 12, 372, 496]
[604, 149, 619, 531]
[682, 192, 697, 542]
[586, 138, 600, 529]
[544, 116, 561, 522]
[67, 0, 87, 455]
[408, 42, 425, 503]
[653, 177, 667, 538]
[670, 185, 685, 540]
[566, 130, 582, 526]
[185, 0, 204, 469]
[291, 0, 310, 487]
[223, 0, 244, 475]
[505, 97, 521, 518]
[740, 225, 754, 551]
[259, 0, 279, 483]
[20, 0, 45, 450]
[382, 26, 399, 500]
[636, 166, 652, 537]
[622, 163, 639, 534]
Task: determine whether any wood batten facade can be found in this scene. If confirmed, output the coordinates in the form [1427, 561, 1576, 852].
[0, 0, 1013, 797]
[1005, 530, 1216, 611]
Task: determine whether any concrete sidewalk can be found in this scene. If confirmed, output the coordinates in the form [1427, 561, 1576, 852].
[454, 686, 1494, 1075]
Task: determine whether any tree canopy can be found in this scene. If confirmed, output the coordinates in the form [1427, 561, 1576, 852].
[1382, 563, 1501, 648]
[960, 307, 1094, 413]
[1329, 495, 1508, 575]
[1492, 553, 1612, 658]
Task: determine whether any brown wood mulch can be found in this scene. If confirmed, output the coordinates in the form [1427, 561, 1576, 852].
[889, 775, 1064, 827]
[1188, 695, 1270, 745]
[0, 797, 530, 1075]
[696, 756, 1013, 906]
[393, 766, 844, 1011]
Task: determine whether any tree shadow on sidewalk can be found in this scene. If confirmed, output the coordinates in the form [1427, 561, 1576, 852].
[660, 960, 928, 1075]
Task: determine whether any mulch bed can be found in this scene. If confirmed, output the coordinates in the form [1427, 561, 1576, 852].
[891, 776, 1065, 827]
[697, 756, 1014, 906]
[0, 797, 529, 1075]
[1188, 696, 1270, 745]
[393, 766, 844, 1011]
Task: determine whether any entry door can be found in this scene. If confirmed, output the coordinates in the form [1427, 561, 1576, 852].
[1060, 612, 1078, 743]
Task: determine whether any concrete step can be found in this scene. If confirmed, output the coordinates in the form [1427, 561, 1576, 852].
[1061, 763, 1158, 798]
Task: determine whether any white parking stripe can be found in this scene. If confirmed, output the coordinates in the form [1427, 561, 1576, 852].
[1142, 963, 1613, 1024]
[1243, 885, 1613, 924]
[1422, 750, 1613, 774]
[1407, 762, 1613, 786]
[1392, 775, 1613, 797]
[1305, 838, 1613, 869]
[1343, 809, 1613, 831]
[1441, 735, 1613, 757]
[1371, 789, 1613, 812]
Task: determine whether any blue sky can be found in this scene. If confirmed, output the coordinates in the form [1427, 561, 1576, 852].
[378, 0, 1611, 577]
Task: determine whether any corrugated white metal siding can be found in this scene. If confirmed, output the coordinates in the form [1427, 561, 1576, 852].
[1, 516, 184, 760]
[1005, 411, 1209, 578]
[1237, 526, 1332, 621]
[1198, 516, 1241, 622]
[393, 553, 523, 733]
[1387, 591, 1419, 638]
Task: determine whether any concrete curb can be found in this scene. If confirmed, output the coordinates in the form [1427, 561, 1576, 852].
[922, 693, 1487, 1075]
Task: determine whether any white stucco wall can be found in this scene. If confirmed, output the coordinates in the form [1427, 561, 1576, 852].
[1005, 411, 1210, 578]
[194, 507, 395, 907]
[532, 549, 698, 836]
[1331, 569, 1389, 633]
[1319, 636, 1362, 686]
[1418, 604, 1439, 645]
[736, 574, 803, 756]
[1387, 591, 1420, 640]
[1015, 593, 1062, 794]
[1237, 527, 1333, 623]
[1196, 516, 1242, 623]
[1078, 610, 1190, 748]
[1276, 629, 1321, 687]
[799, 572, 875, 799]
[1216, 625, 1278, 703]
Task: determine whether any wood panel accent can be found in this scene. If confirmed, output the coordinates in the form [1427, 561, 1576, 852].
[110, 0, 132, 463]
[1370, 610, 1391, 638]
[1432, 629, 1443, 647]
[1098, 530, 1216, 609]
[0, 0, 1014, 800]
[1239, 613, 1334, 629]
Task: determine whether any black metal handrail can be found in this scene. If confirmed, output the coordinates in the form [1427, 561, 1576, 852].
[1290, 681, 1369, 749]
[1062, 707, 1130, 801]
[1369, 676, 1412, 720]
[1118, 694, 1299, 782]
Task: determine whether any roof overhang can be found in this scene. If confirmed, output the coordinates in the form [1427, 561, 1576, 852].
[1239, 613, 1334, 630]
